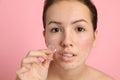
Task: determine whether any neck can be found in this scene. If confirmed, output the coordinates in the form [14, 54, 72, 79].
[48, 62, 87, 80]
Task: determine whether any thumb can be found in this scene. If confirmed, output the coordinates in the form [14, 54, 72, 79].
[42, 57, 53, 68]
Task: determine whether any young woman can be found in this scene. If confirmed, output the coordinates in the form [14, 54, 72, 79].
[16, 0, 113, 80]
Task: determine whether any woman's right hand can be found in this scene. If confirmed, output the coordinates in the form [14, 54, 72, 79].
[16, 49, 54, 80]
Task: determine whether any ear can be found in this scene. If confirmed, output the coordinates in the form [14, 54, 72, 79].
[93, 29, 98, 47]
[43, 30, 45, 37]
[43, 30, 47, 45]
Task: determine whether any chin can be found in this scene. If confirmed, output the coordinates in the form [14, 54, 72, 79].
[52, 53, 87, 70]
[55, 60, 83, 71]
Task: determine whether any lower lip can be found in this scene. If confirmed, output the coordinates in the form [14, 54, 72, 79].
[60, 55, 75, 62]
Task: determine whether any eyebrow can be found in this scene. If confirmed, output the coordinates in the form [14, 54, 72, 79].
[48, 21, 62, 25]
[72, 19, 88, 24]
[48, 19, 88, 25]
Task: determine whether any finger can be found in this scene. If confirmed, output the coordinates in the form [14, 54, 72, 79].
[16, 67, 28, 75]
[27, 49, 53, 57]
[22, 56, 51, 64]
[31, 63, 45, 79]
[42, 57, 53, 68]
[21, 57, 40, 65]
[21, 63, 31, 70]
[38, 57, 46, 63]
[21, 56, 52, 69]
[31, 63, 40, 71]
[26, 50, 54, 62]
[16, 67, 27, 80]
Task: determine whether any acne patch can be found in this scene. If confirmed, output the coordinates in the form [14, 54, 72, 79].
[48, 44, 57, 53]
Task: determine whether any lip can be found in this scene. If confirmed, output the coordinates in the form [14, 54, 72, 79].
[60, 51, 77, 62]
[61, 51, 77, 56]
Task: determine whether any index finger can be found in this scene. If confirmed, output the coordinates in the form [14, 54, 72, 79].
[27, 49, 53, 57]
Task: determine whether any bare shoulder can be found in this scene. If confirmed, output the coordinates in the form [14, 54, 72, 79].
[97, 72, 114, 80]
[86, 65, 114, 80]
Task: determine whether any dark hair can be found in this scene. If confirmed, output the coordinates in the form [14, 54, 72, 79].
[42, 0, 98, 31]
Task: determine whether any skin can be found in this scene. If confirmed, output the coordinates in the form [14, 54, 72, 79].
[16, 1, 113, 80]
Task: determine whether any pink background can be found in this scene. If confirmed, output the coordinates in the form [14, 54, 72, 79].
[0, 0, 120, 80]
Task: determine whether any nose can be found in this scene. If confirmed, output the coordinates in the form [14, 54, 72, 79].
[60, 31, 73, 48]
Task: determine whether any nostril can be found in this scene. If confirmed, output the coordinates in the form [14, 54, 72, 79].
[60, 37, 73, 47]
[70, 44, 72, 46]
[61, 43, 73, 48]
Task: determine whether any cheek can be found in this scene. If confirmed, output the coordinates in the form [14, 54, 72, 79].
[45, 35, 61, 49]
[46, 38, 59, 47]
[77, 37, 94, 51]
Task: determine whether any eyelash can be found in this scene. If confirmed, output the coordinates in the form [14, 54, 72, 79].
[50, 26, 85, 33]
[51, 28, 62, 33]
[76, 26, 85, 32]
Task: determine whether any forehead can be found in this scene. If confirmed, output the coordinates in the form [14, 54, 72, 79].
[46, 1, 92, 25]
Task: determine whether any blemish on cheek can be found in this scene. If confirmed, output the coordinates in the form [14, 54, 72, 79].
[46, 38, 59, 52]
[48, 44, 57, 52]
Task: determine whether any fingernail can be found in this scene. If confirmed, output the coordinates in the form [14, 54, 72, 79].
[38, 57, 45, 63]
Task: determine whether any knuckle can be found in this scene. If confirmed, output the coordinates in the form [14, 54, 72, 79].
[27, 50, 35, 56]
[27, 50, 41, 56]
[16, 68, 21, 75]
[21, 58, 26, 63]
[28, 50, 43, 56]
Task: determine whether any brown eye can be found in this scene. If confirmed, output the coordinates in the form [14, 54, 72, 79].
[51, 28, 61, 33]
[76, 27, 85, 32]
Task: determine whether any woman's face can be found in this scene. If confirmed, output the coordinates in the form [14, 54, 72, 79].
[44, 1, 97, 70]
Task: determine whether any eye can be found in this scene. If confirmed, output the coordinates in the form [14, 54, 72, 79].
[76, 26, 85, 32]
[51, 28, 62, 33]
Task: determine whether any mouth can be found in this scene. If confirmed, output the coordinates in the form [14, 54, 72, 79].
[60, 51, 77, 61]
[61, 52, 76, 57]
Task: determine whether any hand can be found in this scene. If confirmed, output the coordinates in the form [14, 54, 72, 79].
[16, 49, 53, 80]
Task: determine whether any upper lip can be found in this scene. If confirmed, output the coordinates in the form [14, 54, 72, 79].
[60, 51, 77, 56]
